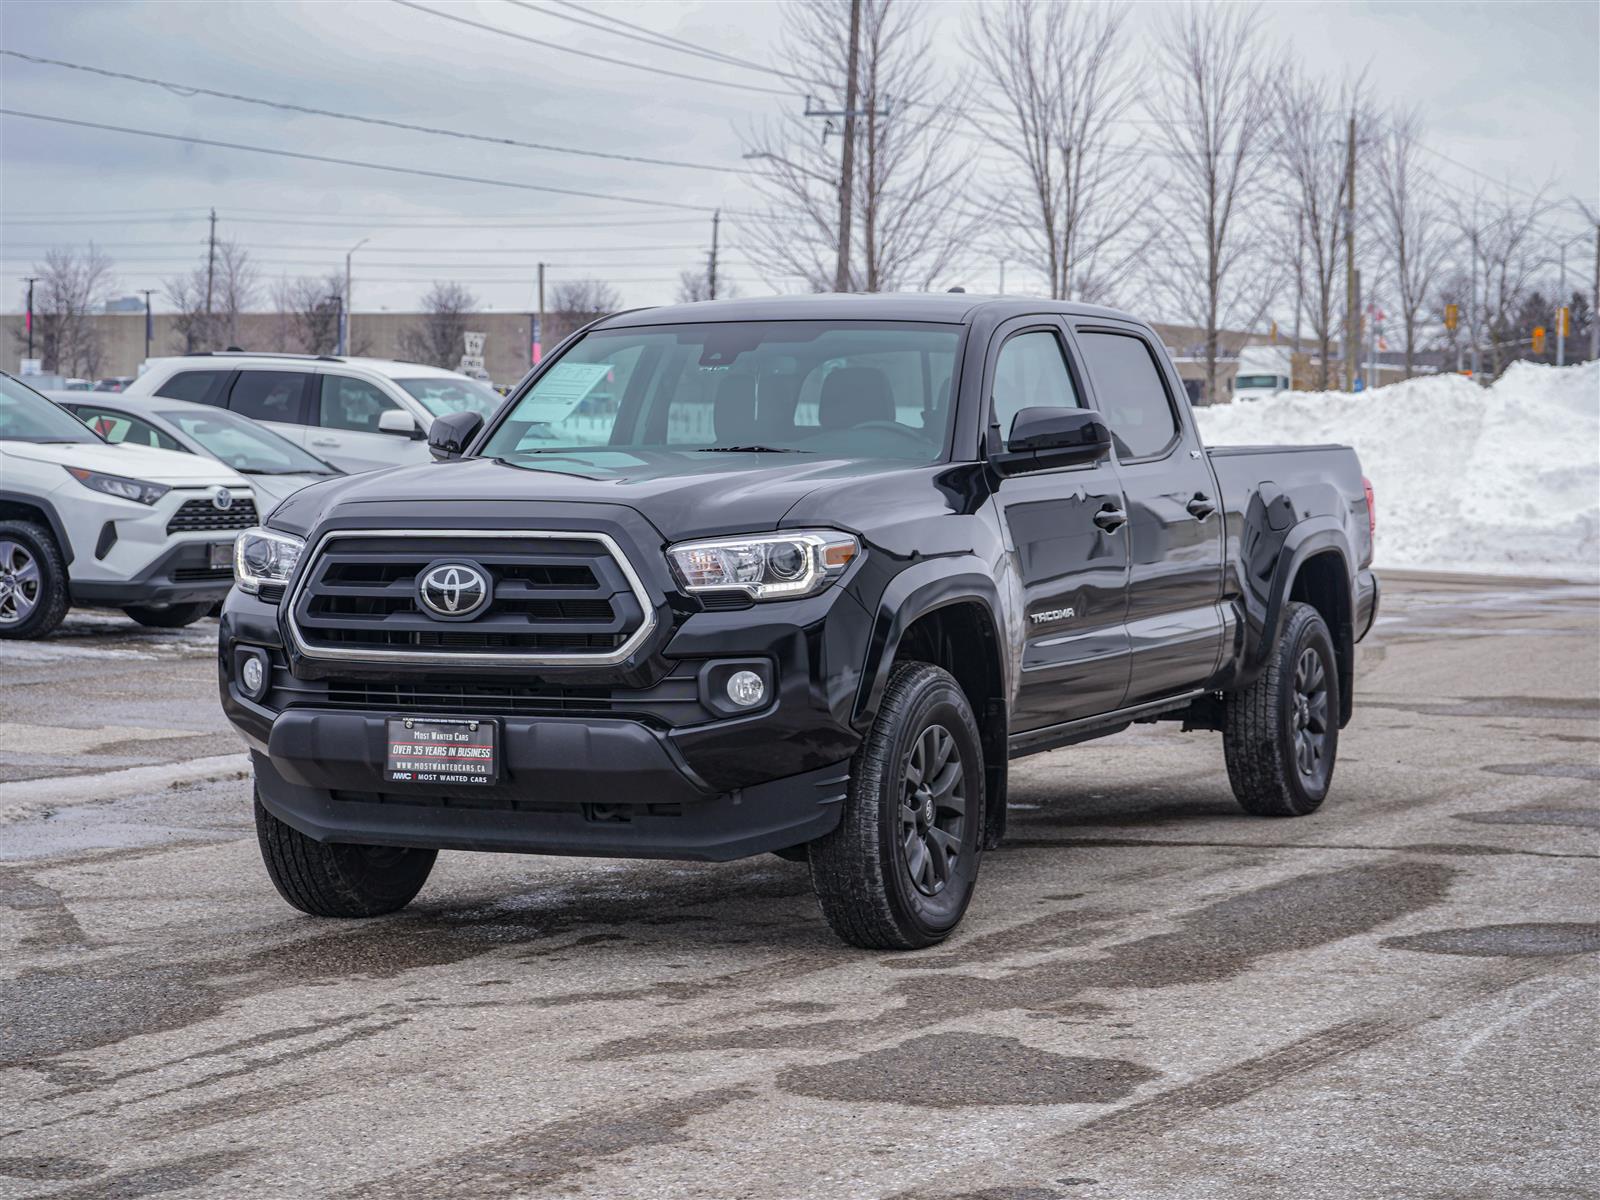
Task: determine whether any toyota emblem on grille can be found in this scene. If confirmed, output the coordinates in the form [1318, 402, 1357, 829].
[418, 562, 490, 619]
[210, 486, 234, 511]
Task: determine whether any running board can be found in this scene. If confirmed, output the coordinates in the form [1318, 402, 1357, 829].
[1007, 691, 1206, 759]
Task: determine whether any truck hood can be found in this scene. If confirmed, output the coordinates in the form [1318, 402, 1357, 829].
[267, 449, 971, 542]
[2, 440, 249, 486]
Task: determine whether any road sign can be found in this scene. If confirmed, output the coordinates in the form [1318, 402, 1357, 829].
[1558, 306, 1571, 337]
[18, 358, 41, 376]
[1444, 303, 1459, 332]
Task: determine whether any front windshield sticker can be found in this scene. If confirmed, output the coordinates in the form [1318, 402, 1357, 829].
[522, 362, 612, 424]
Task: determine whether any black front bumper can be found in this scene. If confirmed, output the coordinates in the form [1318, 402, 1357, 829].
[72, 540, 234, 607]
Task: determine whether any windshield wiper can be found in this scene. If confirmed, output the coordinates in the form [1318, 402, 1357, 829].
[696, 445, 810, 454]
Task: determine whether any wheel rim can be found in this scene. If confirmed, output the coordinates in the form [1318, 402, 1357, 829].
[1291, 646, 1330, 780]
[899, 723, 967, 897]
[0, 540, 41, 626]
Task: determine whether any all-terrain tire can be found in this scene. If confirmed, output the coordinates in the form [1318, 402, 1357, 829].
[123, 601, 213, 629]
[255, 790, 436, 917]
[809, 662, 985, 950]
[0, 519, 70, 640]
[1223, 601, 1340, 817]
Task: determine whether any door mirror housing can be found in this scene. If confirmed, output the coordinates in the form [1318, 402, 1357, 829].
[377, 408, 421, 438]
[427, 409, 484, 460]
[990, 407, 1113, 475]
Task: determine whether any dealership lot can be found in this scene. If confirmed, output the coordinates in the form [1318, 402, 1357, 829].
[1, 574, 1595, 1199]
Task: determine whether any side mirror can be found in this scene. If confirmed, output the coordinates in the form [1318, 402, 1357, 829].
[990, 407, 1112, 476]
[427, 409, 484, 461]
[377, 408, 421, 438]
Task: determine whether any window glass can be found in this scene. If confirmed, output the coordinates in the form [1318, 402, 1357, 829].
[160, 407, 337, 475]
[482, 321, 959, 464]
[1077, 331, 1179, 459]
[318, 375, 398, 432]
[73, 408, 183, 451]
[228, 371, 310, 425]
[154, 369, 228, 406]
[991, 329, 1081, 449]
[0, 376, 98, 443]
[395, 376, 503, 420]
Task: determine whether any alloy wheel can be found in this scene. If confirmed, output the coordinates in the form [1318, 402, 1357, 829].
[899, 723, 967, 896]
[1291, 646, 1330, 780]
[0, 540, 41, 627]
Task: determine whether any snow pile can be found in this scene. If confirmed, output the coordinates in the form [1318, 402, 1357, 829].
[1195, 361, 1600, 580]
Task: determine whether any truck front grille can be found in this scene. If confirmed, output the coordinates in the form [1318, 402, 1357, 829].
[286, 530, 655, 666]
[166, 497, 259, 535]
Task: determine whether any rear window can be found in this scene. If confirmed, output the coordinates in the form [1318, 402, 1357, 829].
[154, 369, 229, 406]
[1077, 332, 1180, 459]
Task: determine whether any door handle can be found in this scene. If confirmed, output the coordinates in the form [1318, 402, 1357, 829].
[1186, 493, 1216, 520]
[1093, 505, 1127, 533]
[310, 437, 339, 447]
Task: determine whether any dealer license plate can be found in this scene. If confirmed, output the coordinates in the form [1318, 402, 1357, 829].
[209, 541, 234, 569]
[384, 717, 499, 786]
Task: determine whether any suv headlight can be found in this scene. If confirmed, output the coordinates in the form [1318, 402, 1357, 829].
[63, 466, 170, 506]
[667, 530, 859, 601]
[234, 527, 304, 594]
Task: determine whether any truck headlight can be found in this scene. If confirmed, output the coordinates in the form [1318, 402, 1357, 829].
[667, 530, 859, 601]
[63, 466, 170, 506]
[234, 527, 304, 594]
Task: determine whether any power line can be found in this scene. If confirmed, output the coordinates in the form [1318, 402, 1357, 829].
[0, 108, 720, 212]
[392, 0, 796, 98]
[0, 49, 742, 175]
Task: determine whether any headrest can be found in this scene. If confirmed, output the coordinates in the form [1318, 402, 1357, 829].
[713, 373, 758, 443]
[819, 366, 894, 430]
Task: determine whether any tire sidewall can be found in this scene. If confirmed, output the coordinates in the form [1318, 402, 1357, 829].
[1281, 609, 1339, 808]
[0, 520, 67, 639]
[875, 673, 985, 940]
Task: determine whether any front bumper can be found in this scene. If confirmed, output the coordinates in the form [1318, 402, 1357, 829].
[71, 538, 235, 606]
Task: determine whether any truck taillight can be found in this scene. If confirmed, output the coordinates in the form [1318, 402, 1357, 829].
[1362, 476, 1376, 536]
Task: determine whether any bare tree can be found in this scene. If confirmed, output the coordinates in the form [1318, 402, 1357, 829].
[1371, 108, 1454, 378]
[1452, 186, 1552, 376]
[270, 273, 344, 356]
[396, 281, 479, 368]
[26, 245, 115, 377]
[742, 0, 976, 292]
[166, 239, 259, 353]
[676, 268, 740, 304]
[1144, 5, 1280, 404]
[545, 278, 621, 343]
[1273, 70, 1367, 388]
[968, 0, 1147, 301]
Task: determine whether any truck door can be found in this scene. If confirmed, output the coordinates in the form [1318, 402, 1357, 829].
[1070, 320, 1225, 707]
[986, 318, 1131, 730]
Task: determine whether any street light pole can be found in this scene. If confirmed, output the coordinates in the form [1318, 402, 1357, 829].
[139, 289, 156, 364]
[22, 276, 39, 361]
[342, 238, 369, 356]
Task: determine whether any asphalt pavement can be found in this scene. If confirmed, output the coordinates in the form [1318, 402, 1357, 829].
[0, 573, 1596, 1200]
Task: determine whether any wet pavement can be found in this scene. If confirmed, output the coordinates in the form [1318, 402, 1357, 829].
[0, 575, 1596, 1199]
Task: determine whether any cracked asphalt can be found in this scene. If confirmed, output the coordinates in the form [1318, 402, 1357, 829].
[1, 573, 1596, 1200]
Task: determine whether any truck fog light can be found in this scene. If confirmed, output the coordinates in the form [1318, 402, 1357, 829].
[242, 656, 264, 694]
[726, 669, 766, 708]
[237, 648, 270, 701]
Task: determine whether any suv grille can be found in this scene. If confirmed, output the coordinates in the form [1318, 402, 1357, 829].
[287, 531, 653, 664]
[167, 497, 259, 536]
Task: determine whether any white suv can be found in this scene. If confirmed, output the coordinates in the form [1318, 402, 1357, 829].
[123, 353, 505, 474]
[0, 374, 256, 638]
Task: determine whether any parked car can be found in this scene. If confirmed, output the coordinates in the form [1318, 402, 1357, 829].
[0, 373, 257, 637]
[221, 295, 1378, 949]
[94, 376, 137, 393]
[122, 353, 505, 474]
[52, 393, 341, 512]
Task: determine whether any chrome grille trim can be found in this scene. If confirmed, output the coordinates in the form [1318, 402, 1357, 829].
[284, 529, 658, 667]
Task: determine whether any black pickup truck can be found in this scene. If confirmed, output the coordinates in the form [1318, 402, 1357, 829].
[221, 295, 1378, 949]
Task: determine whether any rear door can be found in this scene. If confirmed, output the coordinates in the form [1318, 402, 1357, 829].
[225, 369, 314, 451]
[986, 317, 1131, 730]
[309, 374, 428, 473]
[1070, 320, 1225, 707]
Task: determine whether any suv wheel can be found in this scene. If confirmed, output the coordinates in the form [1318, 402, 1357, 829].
[809, 662, 984, 950]
[1223, 601, 1340, 817]
[255, 791, 436, 917]
[123, 601, 213, 629]
[0, 520, 70, 640]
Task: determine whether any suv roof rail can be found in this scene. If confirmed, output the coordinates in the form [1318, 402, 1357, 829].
[181, 350, 346, 363]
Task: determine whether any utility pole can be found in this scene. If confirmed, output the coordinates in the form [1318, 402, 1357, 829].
[834, 0, 862, 293]
[1556, 240, 1568, 367]
[707, 209, 720, 301]
[1469, 230, 1481, 377]
[139, 289, 155, 364]
[205, 207, 217, 320]
[1592, 222, 1599, 362]
[533, 262, 546, 365]
[341, 238, 368, 356]
[997, 257, 1006, 295]
[1343, 112, 1357, 390]
[22, 276, 39, 361]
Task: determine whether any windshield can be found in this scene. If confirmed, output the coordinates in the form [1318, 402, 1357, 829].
[0, 375, 100, 443]
[160, 407, 337, 475]
[396, 376, 503, 420]
[1234, 374, 1286, 390]
[481, 321, 961, 464]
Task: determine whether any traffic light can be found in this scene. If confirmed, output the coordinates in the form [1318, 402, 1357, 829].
[1532, 326, 1546, 355]
[1444, 303, 1459, 332]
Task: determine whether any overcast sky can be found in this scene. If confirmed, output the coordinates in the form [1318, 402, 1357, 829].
[2, 0, 1596, 321]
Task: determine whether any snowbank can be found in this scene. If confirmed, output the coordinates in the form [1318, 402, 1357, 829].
[1194, 361, 1600, 580]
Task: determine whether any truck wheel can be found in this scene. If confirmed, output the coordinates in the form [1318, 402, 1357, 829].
[254, 791, 436, 917]
[1223, 601, 1340, 817]
[809, 662, 984, 950]
[0, 520, 70, 640]
[123, 601, 213, 628]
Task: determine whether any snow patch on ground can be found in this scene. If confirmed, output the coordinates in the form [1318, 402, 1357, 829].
[1195, 361, 1600, 580]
